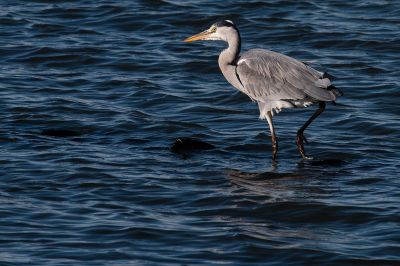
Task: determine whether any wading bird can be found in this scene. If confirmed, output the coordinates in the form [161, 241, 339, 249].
[184, 20, 342, 161]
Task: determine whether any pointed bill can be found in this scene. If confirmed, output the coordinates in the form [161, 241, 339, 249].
[184, 30, 211, 42]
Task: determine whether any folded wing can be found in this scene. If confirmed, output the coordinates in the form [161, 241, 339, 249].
[236, 49, 341, 102]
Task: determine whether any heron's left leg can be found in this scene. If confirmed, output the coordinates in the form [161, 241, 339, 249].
[296, 102, 325, 159]
[266, 111, 278, 161]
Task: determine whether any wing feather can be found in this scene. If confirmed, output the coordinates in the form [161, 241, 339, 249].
[236, 49, 339, 102]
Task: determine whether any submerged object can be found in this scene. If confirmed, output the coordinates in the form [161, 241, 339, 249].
[171, 137, 215, 158]
[41, 129, 82, 138]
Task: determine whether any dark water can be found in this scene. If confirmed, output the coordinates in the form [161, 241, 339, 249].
[1, 1, 399, 265]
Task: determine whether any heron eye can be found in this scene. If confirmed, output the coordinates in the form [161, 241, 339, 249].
[210, 26, 217, 33]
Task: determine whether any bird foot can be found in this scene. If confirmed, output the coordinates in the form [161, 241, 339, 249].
[296, 133, 310, 159]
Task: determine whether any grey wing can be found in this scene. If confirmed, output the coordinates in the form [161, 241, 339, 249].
[236, 49, 341, 102]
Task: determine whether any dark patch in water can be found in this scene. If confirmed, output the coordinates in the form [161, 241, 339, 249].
[347, 177, 382, 186]
[41, 129, 82, 138]
[170, 137, 215, 158]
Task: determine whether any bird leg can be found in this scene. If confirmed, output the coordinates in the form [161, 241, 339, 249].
[296, 102, 325, 159]
[266, 111, 278, 161]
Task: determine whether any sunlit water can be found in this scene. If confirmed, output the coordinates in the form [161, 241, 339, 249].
[1, 1, 399, 265]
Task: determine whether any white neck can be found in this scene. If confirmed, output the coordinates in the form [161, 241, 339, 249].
[218, 30, 242, 90]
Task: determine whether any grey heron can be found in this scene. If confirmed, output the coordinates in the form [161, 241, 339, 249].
[184, 20, 343, 161]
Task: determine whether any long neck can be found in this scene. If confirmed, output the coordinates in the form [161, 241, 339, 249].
[218, 30, 241, 67]
[218, 30, 242, 90]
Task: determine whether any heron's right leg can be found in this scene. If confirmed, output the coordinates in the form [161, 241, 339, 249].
[296, 102, 326, 159]
[266, 111, 278, 161]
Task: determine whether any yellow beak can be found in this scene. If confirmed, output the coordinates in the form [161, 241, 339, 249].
[184, 30, 212, 42]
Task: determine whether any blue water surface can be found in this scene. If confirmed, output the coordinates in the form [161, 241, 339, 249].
[1, 1, 399, 265]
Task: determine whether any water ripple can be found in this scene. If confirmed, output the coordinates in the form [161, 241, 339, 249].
[0, 0, 399, 265]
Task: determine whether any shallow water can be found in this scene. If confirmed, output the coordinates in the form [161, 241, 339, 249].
[1, 1, 399, 265]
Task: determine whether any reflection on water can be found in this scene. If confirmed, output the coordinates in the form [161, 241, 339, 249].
[226, 168, 328, 200]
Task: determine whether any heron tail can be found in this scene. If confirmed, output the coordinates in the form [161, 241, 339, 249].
[328, 85, 344, 97]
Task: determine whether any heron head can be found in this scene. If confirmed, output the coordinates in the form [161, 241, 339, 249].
[184, 20, 238, 43]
